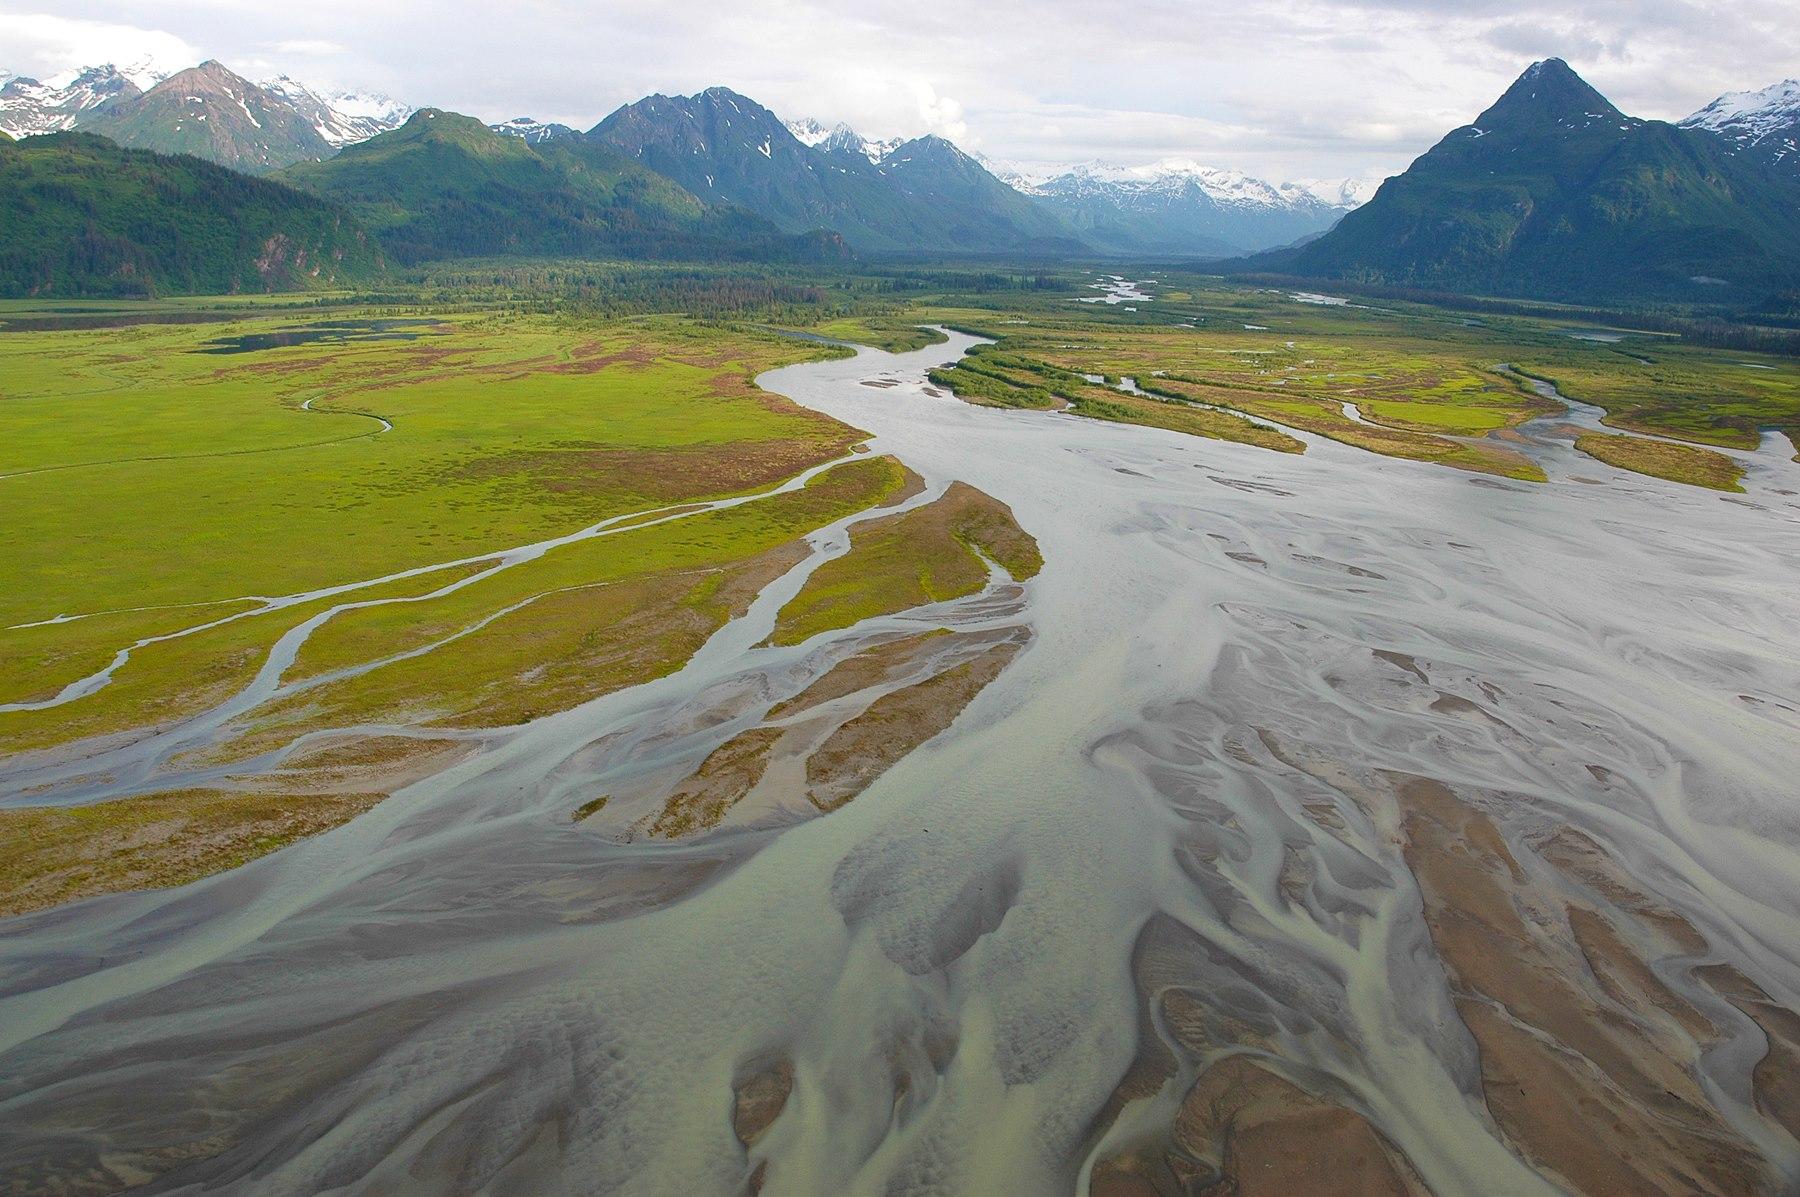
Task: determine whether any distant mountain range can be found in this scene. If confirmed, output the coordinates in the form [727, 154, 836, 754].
[1007, 161, 1355, 256]
[3, 53, 1797, 303]
[279, 108, 839, 264]
[1250, 59, 1800, 304]
[0, 57, 1368, 257]
[0, 61, 411, 170]
[588, 87, 1079, 254]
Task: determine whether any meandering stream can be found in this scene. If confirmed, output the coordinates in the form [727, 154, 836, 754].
[2, 333, 1798, 1194]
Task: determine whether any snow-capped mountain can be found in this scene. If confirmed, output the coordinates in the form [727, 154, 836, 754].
[0, 64, 153, 138]
[1025, 159, 1320, 207]
[261, 76, 412, 147]
[1681, 79, 1800, 181]
[1295, 176, 1384, 208]
[0, 60, 406, 154]
[785, 117, 904, 164]
[490, 116, 579, 144]
[593, 88, 1078, 252]
[784, 116, 832, 147]
[79, 61, 337, 173]
[1017, 159, 1354, 256]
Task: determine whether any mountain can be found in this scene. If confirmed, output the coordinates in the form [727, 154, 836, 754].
[1020, 161, 1351, 256]
[1295, 177, 1383, 208]
[590, 87, 1081, 253]
[260, 76, 412, 147]
[0, 131, 383, 297]
[1682, 80, 1800, 183]
[490, 116, 580, 144]
[1254, 59, 1800, 303]
[870, 134, 1083, 252]
[79, 61, 334, 173]
[279, 108, 839, 264]
[0, 65, 145, 138]
[785, 118, 901, 163]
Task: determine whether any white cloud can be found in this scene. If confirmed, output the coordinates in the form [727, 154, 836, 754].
[914, 82, 968, 143]
[0, 12, 197, 81]
[5, 0, 1795, 185]
[269, 39, 348, 55]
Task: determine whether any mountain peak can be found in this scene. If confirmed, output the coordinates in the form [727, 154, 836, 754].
[491, 115, 578, 144]
[1475, 58, 1621, 131]
[1683, 78, 1800, 137]
[1680, 77, 1800, 178]
[152, 60, 255, 96]
[391, 108, 497, 142]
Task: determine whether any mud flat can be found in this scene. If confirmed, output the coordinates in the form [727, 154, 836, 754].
[1, 332, 1798, 1195]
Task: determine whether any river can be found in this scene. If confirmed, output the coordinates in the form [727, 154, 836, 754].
[2, 332, 1798, 1194]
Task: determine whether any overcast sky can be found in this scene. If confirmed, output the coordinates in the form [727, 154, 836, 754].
[3, 2, 1794, 185]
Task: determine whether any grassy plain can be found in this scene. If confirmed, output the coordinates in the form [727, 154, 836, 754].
[4, 269, 1796, 912]
[770, 482, 1042, 646]
[1575, 432, 1747, 491]
[0, 311, 860, 710]
[908, 276, 1800, 485]
[0, 301, 911, 910]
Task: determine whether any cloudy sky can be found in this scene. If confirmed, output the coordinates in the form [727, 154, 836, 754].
[2, 1, 1794, 185]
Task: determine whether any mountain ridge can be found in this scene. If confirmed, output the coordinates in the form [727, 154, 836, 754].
[1246, 58, 1800, 303]
[1682, 79, 1800, 183]
[279, 107, 842, 264]
[0, 130, 384, 296]
[589, 86, 1080, 254]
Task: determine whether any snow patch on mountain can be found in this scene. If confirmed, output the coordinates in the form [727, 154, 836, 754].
[1682, 79, 1800, 171]
[490, 116, 578, 144]
[787, 116, 903, 163]
[1683, 79, 1800, 139]
[0, 64, 148, 137]
[1294, 176, 1383, 208]
[1022, 159, 1350, 213]
[260, 75, 412, 147]
[784, 117, 831, 147]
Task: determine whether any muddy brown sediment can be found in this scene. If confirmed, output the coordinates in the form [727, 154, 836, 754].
[1392, 776, 1770, 1196]
[1694, 965, 1800, 1141]
[646, 727, 784, 839]
[806, 634, 1026, 812]
[644, 629, 1029, 838]
[732, 1054, 794, 1147]
[0, 735, 473, 917]
[766, 631, 950, 721]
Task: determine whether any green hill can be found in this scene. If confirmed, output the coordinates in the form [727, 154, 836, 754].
[1254, 60, 1800, 304]
[0, 132, 384, 297]
[280, 109, 840, 264]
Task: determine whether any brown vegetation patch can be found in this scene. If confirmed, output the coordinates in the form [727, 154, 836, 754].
[447, 436, 857, 507]
[0, 786, 384, 918]
[1575, 431, 1746, 492]
[768, 631, 950, 721]
[805, 633, 1025, 811]
[0, 734, 474, 917]
[645, 727, 784, 839]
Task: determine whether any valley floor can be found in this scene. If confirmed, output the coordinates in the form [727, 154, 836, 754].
[1, 279, 1797, 1194]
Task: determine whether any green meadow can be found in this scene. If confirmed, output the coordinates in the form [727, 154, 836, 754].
[906, 275, 1800, 482]
[3, 272, 1797, 912]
